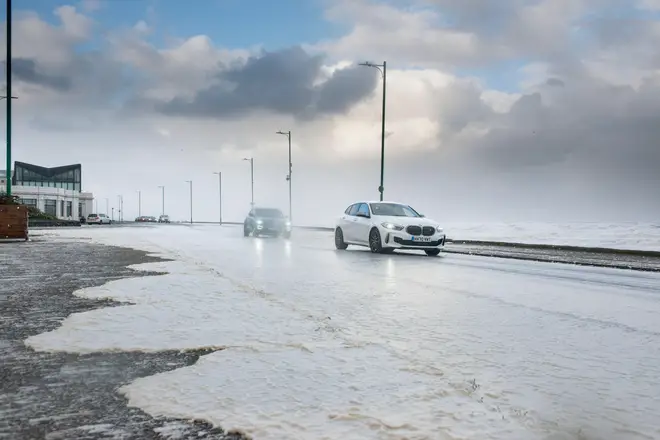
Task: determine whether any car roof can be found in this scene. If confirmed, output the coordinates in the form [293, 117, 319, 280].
[352, 201, 410, 205]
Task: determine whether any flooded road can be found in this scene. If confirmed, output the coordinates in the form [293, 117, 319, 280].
[27, 225, 660, 440]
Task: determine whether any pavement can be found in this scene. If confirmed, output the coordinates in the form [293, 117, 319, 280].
[0, 239, 248, 440]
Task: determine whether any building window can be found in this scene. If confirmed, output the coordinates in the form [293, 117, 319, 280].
[19, 198, 37, 208]
[60, 200, 65, 217]
[66, 201, 73, 217]
[12, 162, 82, 193]
[79, 202, 83, 218]
[44, 199, 57, 216]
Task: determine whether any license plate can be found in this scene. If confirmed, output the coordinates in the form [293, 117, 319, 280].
[411, 236, 432, 242]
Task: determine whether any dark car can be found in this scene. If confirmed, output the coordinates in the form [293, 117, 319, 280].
[243, 207, 291, 238]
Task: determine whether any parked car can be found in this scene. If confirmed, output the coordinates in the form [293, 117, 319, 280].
[87, 213, 112, 225]
[334, 201, 446, 256]
[158, 215, 170, 223]
[135, 216, 149, 222]
[243, 207, 291, 238]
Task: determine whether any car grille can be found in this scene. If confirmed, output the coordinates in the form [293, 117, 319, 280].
[406, 225, 422, 235]
[393, 237, 444, 247]
[260, 219, 279, 229]
[422, 226, 435, 236]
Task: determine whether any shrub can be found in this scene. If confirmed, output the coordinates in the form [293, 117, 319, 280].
[0, 192, 20, 205]
[27, 206, 57, 220]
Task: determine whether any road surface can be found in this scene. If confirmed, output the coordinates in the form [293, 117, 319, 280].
[9, 224, 660, 440]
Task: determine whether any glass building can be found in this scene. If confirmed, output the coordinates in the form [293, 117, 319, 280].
[12, 161, 82, 191]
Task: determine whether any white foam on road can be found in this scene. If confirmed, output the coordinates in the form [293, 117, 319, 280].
[441, 221, 660, 251]
[25, 225, 660, 440]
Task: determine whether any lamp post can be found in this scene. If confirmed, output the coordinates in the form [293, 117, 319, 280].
[358, 60, 387, 201]
[117, 195, 123, 223]
[185, 180, 192, 224]
[276, 130, 292, 222]
[137, 190, 141, 217]
[105, 198, 109, 216]
[213, 172, 222, 224]
[4, 0, 13, 196]
[242, 157, 254, 207]
[111, 207, 115, 222]
[158, 185, 165, 216]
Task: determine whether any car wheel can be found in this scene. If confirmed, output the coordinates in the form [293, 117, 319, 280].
[369, 228, 383, 253]
[425, 249, 441, 257]
[335, 228, 348, 250]
[243, 224, 250, 237]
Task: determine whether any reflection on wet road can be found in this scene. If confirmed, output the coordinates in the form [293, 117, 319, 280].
[37, 225, 660, 440]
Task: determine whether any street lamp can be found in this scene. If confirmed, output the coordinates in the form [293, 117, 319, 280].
[117, 195, 123, 222]
[137, 190, 141, 217]
[213, 172, 222, 224]
[158, 185, 165, 216]
[4, 0, 13, 196]
[242, 157, 254, 207]
[358, 60, 387, 201]
[276, 130, 293, 222]
[105, 198, 109, 215]
[185, 180, 193, 224]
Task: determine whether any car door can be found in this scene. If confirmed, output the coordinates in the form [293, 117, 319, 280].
[353, 203, 372, 244]
[340, 204, 359, 242]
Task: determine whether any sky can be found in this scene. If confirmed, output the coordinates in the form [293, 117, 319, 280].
[1, 0, 660, 225]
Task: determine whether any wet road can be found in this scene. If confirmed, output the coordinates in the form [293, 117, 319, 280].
[24, 224, 660, 439]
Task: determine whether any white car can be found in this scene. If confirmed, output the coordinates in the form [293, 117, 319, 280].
[87, 213, 112, 225]
[334, 201, 446, 256]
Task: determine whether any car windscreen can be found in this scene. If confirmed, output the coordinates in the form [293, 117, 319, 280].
[254, 208, 284, 218]
[369, 203, 421, 217]
[88, 214, 97, 217]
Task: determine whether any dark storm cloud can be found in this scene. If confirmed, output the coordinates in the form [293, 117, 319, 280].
[155, 46, 379, 119]
[459, 78, 660, 179]
[12, 58, 72, 91]
[545, 78, 564, 87]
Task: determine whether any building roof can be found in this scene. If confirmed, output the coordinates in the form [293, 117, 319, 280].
[14, 161, 81, 177]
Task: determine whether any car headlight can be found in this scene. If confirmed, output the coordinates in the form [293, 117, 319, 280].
[436, 226, 444, 233]
[256, 219, 263, 224]
[381, 222, 404, 231]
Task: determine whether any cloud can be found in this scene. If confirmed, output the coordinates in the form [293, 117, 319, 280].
[11, 58, 72, 91]
[150, 46, 379, 120]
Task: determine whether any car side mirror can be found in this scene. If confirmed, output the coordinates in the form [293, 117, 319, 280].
[357, 212, 370, 218]
[419, 214, 425, 218]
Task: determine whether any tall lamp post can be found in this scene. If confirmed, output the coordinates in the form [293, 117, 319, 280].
[117, 195, 123, 223]
[158, 185, 165, 216]
[137, 190, 141, 217]
[242, 157, 254, 207]
[359, 60, 387, 201]
[276, 130, 292, 221]
[213, 172, 222, 224]
[105, 198, 109, 215]
[185, 180, 193, 224]
[4, 0, 13, 196]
